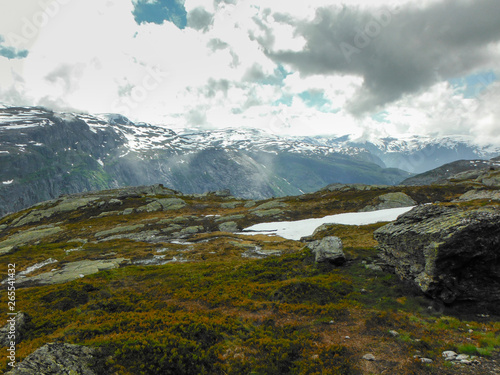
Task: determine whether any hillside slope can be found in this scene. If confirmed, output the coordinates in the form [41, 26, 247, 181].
[1, 180, 499, 374]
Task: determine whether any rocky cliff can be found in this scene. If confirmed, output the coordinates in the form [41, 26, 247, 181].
[374, 204, 500, 312]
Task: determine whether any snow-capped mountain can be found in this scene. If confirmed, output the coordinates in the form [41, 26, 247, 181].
[0, 105, 411, 216]
[299, 134, 500, 173]
[3, 105, 499, 217]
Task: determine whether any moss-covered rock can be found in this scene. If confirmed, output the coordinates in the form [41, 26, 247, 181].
[6, 343, 97, 375]
[374, 204, 500, 310]
[0, 226, 62, 251]
[360, 192, 416, 212]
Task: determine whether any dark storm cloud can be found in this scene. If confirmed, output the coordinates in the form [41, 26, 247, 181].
[266, 0, 500, 114]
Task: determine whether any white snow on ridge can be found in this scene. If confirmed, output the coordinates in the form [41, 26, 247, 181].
[240, 206, 415, 241]
[2, 180, 14, 185]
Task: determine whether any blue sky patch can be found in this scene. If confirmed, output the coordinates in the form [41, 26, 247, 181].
[0, 35, 29, 60]
[371, 111, 390, 123]
[132, 0, 187, 29]
[298, 90, 332, 112]
[449, 70, 497, 99]
[273, 94, 293, 106]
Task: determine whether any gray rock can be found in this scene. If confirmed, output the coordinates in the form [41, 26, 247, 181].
[94, 210, 122, 218]
[15, 258, 126, 287]
[362, 354, 376, 361]
[250, 201, 288, 211]
[12, 197, 98, 227]
[374, 205, 500, 309]
[221, 201, 241, 209]
[0, 312, 30, 347]
[365, 264, 383, 272]
[122, 208, 134, 215]
[215, 214, 245, 223]
[0, 224, 7, 232]
[389, 330, 399, 337]
[6, 342, 97, 375]
[0, 226, 62, 250]
[244, 200, 257, 208]
[307, 236, 346, 265]
[157, 198, 187, 211]
[0, 246, 15, 255]
[442, 351, 457, 360]
[180, 226, 203, 236]
[95, 224, 145, 238]
[99, 231, 161, 243]
[456, 354, 470, 361]
[213, 189, 232, 198]
[253, 209, 284, 218]
[360, 192, 416, 212]
[137, 200, 163, 213]
[458, 189, 500, 202]
[420, 358, 433, 363]
[218, 221, 239, 233]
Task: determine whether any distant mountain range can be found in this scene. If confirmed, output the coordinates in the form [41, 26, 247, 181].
[299, 134, 500, 174]
[0, 105, 498, 217]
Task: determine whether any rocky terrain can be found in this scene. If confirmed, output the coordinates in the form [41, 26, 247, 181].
[0, 170, 499, 374]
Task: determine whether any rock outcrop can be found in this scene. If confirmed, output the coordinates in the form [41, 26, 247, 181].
[15, 258, 126, 287]
[306, 236, 346, 265]
[6, 343, 97, 375]
[374, 204, 500, 310]
[360, 192, 416, 212]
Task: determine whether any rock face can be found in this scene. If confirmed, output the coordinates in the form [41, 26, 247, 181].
[15, 258, 126, 287]
[374, 205, 500, 309]
[306, 236, 346, 265]
[360, 192, 416, 212]
[6, 343, 97, 375]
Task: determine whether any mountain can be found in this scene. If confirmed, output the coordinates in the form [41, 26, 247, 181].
[401, 157, 500, 186]
[300, 134, 500, 174]
[0, 105, 410, 217]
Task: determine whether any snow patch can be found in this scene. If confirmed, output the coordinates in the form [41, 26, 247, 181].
[241, 206, 415, 241]
[2, 180, 13, 185]
[18, 258, 58, 276]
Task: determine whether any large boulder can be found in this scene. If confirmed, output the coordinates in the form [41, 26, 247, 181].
[306, 236, 346, 265]
[360, 192, 416, 212]
[374, 204, 500, 309]
[6, 343, 97, 375]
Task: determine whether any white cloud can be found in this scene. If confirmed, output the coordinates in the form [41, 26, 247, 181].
[0, 0, 498, 147]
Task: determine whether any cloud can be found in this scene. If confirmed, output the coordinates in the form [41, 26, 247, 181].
[266, 0, 500, 115]
[0, 0, 499, 147]
[0, 35, 29, 60]
[187, 7, 214, 31]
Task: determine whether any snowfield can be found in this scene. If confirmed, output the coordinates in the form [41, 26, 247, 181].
[241, 206, 415, 241]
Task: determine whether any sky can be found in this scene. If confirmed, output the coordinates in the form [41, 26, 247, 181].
[0, 0, 499, 144]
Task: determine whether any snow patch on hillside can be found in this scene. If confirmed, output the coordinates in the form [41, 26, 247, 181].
[241, 206, 415, 241]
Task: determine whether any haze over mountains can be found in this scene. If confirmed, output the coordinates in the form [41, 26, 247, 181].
[1, 104, 499, 217]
